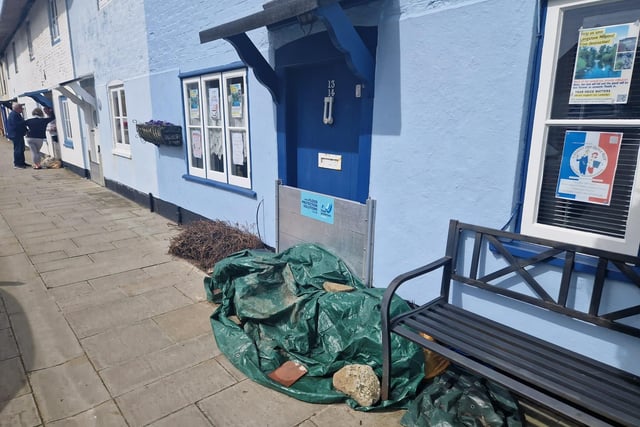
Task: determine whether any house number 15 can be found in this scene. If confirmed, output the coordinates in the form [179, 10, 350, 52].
[327, 80, 335, 97]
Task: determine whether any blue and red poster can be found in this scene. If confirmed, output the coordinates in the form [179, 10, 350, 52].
[556, 130, 623, 205]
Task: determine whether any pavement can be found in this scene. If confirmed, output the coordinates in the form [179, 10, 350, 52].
[0, 137, 405, 427]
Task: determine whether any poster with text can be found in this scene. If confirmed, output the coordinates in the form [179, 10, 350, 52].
[230, 131, 245, 165]
[189, 89, 200, 120]
[230, 83, 243, 119]
[191, 129, 203, 159]
[208, 88, 219, 121]
[569, 22, 639, 104]
[556, 130, 623, 205]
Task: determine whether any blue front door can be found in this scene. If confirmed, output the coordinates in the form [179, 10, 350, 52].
[285, 59, 373, 203]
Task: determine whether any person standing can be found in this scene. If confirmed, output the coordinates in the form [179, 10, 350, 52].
[6, 102, 29, 168]
[25, 107, 55, 169]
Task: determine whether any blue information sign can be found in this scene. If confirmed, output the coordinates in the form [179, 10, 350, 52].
[300, 192, 334, 224]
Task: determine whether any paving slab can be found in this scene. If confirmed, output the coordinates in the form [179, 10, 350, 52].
[117, 272, 183, 297]
[33, 254, 94, 274]
[0, 240, 22, 257]
[307, 404, 406, 427]
[40, 252, 172, 288]
[214, 354, 247, 382]
[46, 400, 127, 427]
[0, 312, 9, 330]
[197, 379, 322, 427]
[52, 286, 127, 314]
[29, 250, 69, 265]
[0, 328, 19, 361]
[0, 394, 41, 427]
[100, 333, 218, 397]
[10, 304, 84, 371]
[29, 356, 110, 423]
[65, 286, 191, 338]
[116, 359, 236, 427]
[148, 405, 212, 427]
[0, 253, 41, 286]
[0, 357, 30, 402]
[88, 268, 152, 292]
[153, 301, 214, 342]
[81, 319, 174, 370]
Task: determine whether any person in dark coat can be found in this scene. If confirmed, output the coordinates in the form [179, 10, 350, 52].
[6, 102, 29, 168]
[25, 107, 55, 169]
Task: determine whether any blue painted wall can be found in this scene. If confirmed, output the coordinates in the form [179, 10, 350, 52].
[143, 1, 278, 243]
[370, 0, 536, 293]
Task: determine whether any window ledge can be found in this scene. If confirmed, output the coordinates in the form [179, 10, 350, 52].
[182, 174, 256, 198]
[112, 148, 132, 159]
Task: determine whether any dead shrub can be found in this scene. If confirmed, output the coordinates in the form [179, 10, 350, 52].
[168, 219, 265, 272]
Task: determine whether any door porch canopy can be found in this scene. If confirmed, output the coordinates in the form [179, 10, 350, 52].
[198, 0, 376, 103]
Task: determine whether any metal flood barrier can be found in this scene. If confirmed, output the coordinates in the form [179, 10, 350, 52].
[276, 183, 376, 286]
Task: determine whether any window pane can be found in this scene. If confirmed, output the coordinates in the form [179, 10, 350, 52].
[120, 90, 127, 116]
[208, 128, 224, 172]
[229, 130, 247, 178]
[537, 125, 639, 238]
[226, 77, 245, 128]
[115, 120, 122, 144]
[111, 90, 120, 117]
[122, 118, 129, 145]
[205, 79, 222, 127]
[187, 83, 201, 126]
[551, 0, 640, 120]
[190, 128, 204, 169]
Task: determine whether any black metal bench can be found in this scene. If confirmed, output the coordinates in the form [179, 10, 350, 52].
[381, 220, 640, 427]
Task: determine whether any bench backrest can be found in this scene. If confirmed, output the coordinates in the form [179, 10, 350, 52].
[444, 220, 640, 338]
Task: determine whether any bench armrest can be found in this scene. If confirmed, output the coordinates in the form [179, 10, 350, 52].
[381, 256, 452, 326]
[380, 255, 453, 401]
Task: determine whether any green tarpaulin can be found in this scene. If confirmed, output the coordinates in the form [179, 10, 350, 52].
[203, 243, 424, 409]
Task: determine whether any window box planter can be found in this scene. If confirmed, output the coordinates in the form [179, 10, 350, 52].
[136, 123, 183, 147]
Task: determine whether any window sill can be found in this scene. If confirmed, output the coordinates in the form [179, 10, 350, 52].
[182, 174, 256, 198]
[112, 148, 132, 159]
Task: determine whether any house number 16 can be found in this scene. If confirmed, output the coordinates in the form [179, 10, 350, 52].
[327, 80, 335, 97]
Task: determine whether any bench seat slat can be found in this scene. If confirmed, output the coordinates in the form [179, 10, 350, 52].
[443, 304, 640, 390]
[392, 302, 640, 425]
[416, 309, 637, 404]
[414, 307, 640, 415]
[398, 316, 636, 422]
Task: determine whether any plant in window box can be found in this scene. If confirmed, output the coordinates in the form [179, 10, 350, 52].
[136, 120, 183, 146]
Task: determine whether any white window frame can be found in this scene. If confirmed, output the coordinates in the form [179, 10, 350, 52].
[59, 97, 74, 148]
[521, 0, 640, 255]
[182, 68, 251, 189]
[108, 84, 131, 157]
[48, 0, 60, 44]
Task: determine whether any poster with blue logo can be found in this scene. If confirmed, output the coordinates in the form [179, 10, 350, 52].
[556, 130, 623, 206]
[300, 192, 334, 224]
[569, 22, 639, 104]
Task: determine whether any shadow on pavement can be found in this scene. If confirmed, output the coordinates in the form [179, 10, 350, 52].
[0, 281, 32, 413]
